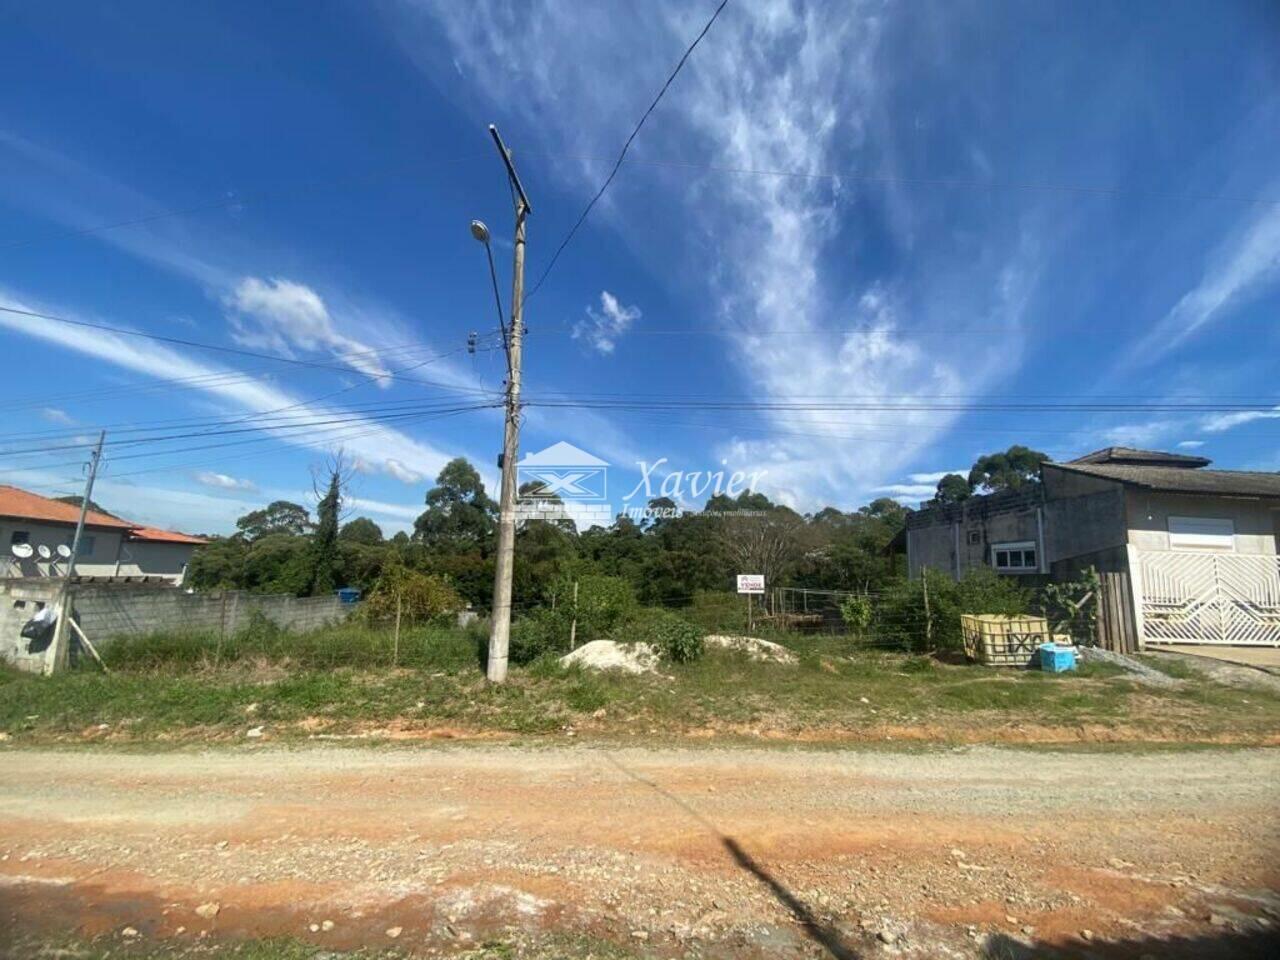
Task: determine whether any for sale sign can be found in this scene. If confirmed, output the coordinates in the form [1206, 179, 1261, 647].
[736, 574, 765, 595]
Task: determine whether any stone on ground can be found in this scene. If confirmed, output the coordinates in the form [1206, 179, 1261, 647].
[560, 640, 659, 674]
[704, 634, 798, 664]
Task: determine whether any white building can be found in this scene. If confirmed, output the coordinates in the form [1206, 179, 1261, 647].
[0, 484, 206, 585]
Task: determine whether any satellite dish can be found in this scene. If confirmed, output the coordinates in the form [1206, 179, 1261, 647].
[37, 544, 52, 560]
[56, 544, 72, 559]
[11, 542, 33, 559]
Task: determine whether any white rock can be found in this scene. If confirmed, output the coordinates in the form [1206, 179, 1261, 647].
[245, 726, 264, 739]
[385, 926, 403, 939]
[560, 640, 660, 675]
[321, 919, 334, 932]
[195, 902, 220, 919]
[121, 927, 139, 938]
[703, 634, 798, 664]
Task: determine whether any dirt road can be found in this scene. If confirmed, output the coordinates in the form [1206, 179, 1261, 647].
[2, 745, 1278, 958]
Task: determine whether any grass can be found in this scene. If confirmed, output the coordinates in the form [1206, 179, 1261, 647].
[3, 621, 1279, 746]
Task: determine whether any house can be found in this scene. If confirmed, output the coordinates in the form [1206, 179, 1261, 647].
[900, 448, 1280, 647]
[0, 484, 207, 585]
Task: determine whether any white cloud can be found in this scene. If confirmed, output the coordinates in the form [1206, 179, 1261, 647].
[195, 471, 256, 491]
[873, 483, 938, 499]
[227, 276, 392, 383]
[573, 291, 641, 354]
[1201, 407, 1280, 433]
[390, 1, 1043, 509]
[1176, 439, 1205, 449]
[0, 287, 463, 490]
[40, 407, 74, 425]
[383, 458, 425, 485]
[1131, 201, 1280, 364]
[907, 470, 965, 484]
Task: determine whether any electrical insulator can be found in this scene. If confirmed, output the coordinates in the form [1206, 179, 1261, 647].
[466, 331, 477, 355]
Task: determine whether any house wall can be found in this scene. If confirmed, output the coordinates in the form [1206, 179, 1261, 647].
[907, 507, 1043, 579]
[115, 541, 197, 584]
[1125, 491, 1278, 554]
[1042, 488, 1128, 569]
[0, 519, 125, 580]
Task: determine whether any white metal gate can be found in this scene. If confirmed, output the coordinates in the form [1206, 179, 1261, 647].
[1131, 549, 1280, 646]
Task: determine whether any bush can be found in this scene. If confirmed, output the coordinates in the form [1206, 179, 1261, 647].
[362, 566, 464, 624]
[687, 591, 747, 633]
[875, 567, 1029, 651]
[509, 607, 571, 666]
[838, 595, 873, 636]
[616, 608, 705, 663]
[555, 574, 637, 641]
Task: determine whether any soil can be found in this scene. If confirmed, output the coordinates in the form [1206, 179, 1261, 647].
[2, 744, 1278, 958]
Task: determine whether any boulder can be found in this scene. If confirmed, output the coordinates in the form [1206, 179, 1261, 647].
[704, 634, 798, 664]
[560, 640, 660, 674]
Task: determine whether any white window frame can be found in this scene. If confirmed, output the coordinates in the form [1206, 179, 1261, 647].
[1168, 516, 1234, 552]
[992, 540, 1038, 574]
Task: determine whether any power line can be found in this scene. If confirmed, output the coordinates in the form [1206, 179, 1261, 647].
[522, 0, 732, 302]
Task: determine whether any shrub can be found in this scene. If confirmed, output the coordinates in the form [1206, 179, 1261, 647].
[555, 574, 637, 641]
[617, 608, 704, 663]
[838, 595, 873, 636]
[362, 566, 464, 624]
[687, 590, 748, 633]
[509, 607, 571, 666]
[875, 567, 1029, 651]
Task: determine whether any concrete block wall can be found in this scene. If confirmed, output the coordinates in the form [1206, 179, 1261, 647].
[1, 582, 351, 673]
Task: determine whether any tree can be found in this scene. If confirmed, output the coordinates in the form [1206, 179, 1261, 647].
[934, 473, 973, 504]
[968, 445, 1049, 494]
[340, 517, 384, 545]
[414, 458, 496, 550]
[715, 494, 806, 590]
[236, 501, 312, 541]
[54, 495, 118, 517]
[307, 453, 352, 596]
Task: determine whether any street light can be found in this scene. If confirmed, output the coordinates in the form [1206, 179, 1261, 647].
[472, 218, 510, 369]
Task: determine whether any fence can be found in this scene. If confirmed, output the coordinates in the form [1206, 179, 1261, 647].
[1, 581, 352, 673]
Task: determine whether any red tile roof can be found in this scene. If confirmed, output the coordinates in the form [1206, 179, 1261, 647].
[0, 484, 208, 543]
[0, 484, 133, 529]
[127, 526, 209, 545]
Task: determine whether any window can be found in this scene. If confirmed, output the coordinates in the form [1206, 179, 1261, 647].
[1168, 516, 1234, 552]
[967, 530, 981, 545]
[9, 530, 29, 545]
[992, 540, 1038, 573]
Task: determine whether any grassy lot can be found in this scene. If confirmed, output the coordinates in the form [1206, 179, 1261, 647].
[2, 622, 1278, 746]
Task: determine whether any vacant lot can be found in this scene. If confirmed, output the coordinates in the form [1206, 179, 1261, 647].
[3, 624, 1280, 746]
[2, 744, 1279, 959]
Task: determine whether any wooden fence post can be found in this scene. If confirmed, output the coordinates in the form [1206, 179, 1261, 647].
[568, 580, 579, 650]
[393, 591, 402, 667]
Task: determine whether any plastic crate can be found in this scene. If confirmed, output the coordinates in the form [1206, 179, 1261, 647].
[1037, 642, 1077, 672]
[959, 614, 1051, 667]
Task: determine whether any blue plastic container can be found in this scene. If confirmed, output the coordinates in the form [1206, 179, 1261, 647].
[335, 587, 362, 604]
[1038, 642, 1076, 672]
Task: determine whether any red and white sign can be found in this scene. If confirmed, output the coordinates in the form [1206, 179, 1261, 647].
[736, 574, 765, 595]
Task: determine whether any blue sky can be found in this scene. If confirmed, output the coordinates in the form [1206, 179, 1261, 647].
[2, 0, 1278, 534]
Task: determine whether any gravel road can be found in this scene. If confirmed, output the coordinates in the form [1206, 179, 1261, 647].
[2, 744, 1278, 958]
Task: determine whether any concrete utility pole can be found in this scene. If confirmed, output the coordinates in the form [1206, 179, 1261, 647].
[46, 430, 105, 675]
[486, 124, 531, 684]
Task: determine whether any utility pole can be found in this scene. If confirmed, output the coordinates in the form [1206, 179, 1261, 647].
[46, 430, 105, 676]
[486, 124, 531, 684]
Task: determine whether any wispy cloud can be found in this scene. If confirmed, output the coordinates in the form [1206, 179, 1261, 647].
[1201, 407, 1280, 433]
[1130, 201, 1280, 364]
[1177, 439, 1205, 449]
[0, 287, 465, 487]
[195, 471, 256, 491]
[573, 290, 640, 355]
[40, 407, 74, 426]
[227, 276, 392, 382]
[383, 458, 425, 485]
[400, 0, 1043, 510]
